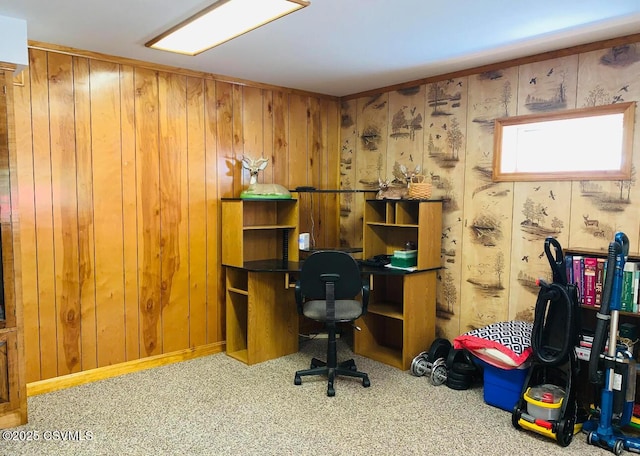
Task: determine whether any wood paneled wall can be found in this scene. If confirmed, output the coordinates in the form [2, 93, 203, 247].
[13, 47, 340, 382]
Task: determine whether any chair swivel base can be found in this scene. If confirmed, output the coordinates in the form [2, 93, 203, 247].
[294, 357, 371, 397]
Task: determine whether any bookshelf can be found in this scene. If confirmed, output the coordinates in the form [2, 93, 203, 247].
[565, 248, 640, 315]
[566, 248, 640, 407]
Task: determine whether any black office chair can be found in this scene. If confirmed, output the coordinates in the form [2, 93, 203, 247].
[293, 250, 371, 396]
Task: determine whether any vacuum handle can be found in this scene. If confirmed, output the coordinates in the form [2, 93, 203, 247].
[544, 237, 567, 286]
[588, 237, 623, 384]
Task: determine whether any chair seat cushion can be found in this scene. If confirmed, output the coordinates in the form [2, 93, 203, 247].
[303, 299, 363, 322]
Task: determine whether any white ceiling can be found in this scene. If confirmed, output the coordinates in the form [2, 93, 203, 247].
[2, 0, 640, 97]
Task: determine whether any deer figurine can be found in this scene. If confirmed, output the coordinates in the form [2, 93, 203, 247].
[376, 178, 408, 200]
[392, 162, 422, 186]
[240, 155, 291, 199]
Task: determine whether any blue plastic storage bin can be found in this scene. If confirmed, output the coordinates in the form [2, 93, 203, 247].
[476, 358, 529, 412]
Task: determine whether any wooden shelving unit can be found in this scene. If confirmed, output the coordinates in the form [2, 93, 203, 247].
[565, 247, 640, 405]
[221, 198, 299, 268]
[0, 63, 26, 428]
[355, 199, 442, 370]
[566, 247, 640, 317]
[221, 199, 300, 365]
[565, 247, 640, 262]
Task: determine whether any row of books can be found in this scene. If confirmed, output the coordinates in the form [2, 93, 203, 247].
[566, 255, 640, 312]
[575, 332, 633, 362]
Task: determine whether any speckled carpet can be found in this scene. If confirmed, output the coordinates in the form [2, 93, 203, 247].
[0, 338, 604, 455]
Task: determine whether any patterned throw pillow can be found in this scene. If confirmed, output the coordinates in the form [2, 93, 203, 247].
[453, 320, 533, 369]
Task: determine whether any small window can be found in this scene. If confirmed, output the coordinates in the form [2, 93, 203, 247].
[492, 102, 635, 182]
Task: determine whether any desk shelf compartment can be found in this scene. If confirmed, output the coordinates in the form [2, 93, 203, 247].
[225, 269, 299, 365]
[365, 224, 418, 255]
[363, 199, 441, 271]
[222, 199, 299, 268]
[357, 314, 404, 369]
[368, 275, 404, 319]
[226, 267, 248, 295]
[364, 200, 421, 225]
[0, 330, 19, 413]
[226, 270, 249, 364]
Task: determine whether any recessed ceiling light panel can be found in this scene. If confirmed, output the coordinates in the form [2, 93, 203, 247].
[146, 0, 310, 56]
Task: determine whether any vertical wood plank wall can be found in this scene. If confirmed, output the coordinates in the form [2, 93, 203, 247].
[13, 47, 340, 383]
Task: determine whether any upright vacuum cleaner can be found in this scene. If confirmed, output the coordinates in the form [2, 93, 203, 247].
[583, 231, 640, 455]
[512, 237, 582, 446]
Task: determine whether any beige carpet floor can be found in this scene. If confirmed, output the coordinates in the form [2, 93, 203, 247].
[0, 337, 613, 455]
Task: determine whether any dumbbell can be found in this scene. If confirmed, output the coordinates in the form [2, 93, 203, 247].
[410, 338, 452, 381]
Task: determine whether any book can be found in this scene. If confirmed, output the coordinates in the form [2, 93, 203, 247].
[621, 262, 638, 312]
[575, 345, 591, 361]
[595, 257, 606, 308]
[579, 339, 593, 348]
[583, 257, 597, 307]
[565, 254, 573, 285]
[572, 256, 584, 305]
[632, 262, 640, 313]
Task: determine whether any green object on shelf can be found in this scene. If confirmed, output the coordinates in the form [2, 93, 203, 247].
[391, 249, 417, 268]
[393, 249, 417, 259]
[240, 191, 292, 199]
[390, 256, 417, 268]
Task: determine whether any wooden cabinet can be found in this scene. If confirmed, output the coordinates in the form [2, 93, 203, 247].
[221, 199, 300, 365]
[354, 199, 442, 370]
[0, 63, 26, 428]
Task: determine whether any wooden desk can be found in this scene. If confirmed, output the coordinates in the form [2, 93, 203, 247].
[221, 198, 442, 370]
[225, 258, 440, 369]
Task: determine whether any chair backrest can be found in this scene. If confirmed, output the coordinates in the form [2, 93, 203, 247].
[298, 251, 362, 300]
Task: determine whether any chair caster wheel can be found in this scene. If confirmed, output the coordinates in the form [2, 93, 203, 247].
[362, 377, 370, 387]
[310, 363, 316, 369]
[294, 375, 302, 386]
[350, 364, 357, 371]
[327, 387, 335, 397]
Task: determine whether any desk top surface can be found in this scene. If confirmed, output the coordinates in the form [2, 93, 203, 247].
[226, 259, 440, 275]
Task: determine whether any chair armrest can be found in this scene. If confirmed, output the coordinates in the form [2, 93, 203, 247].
[361, 279, 370, 313]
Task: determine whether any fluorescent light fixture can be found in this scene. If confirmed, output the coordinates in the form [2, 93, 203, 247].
[146, 0, 310, 56]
